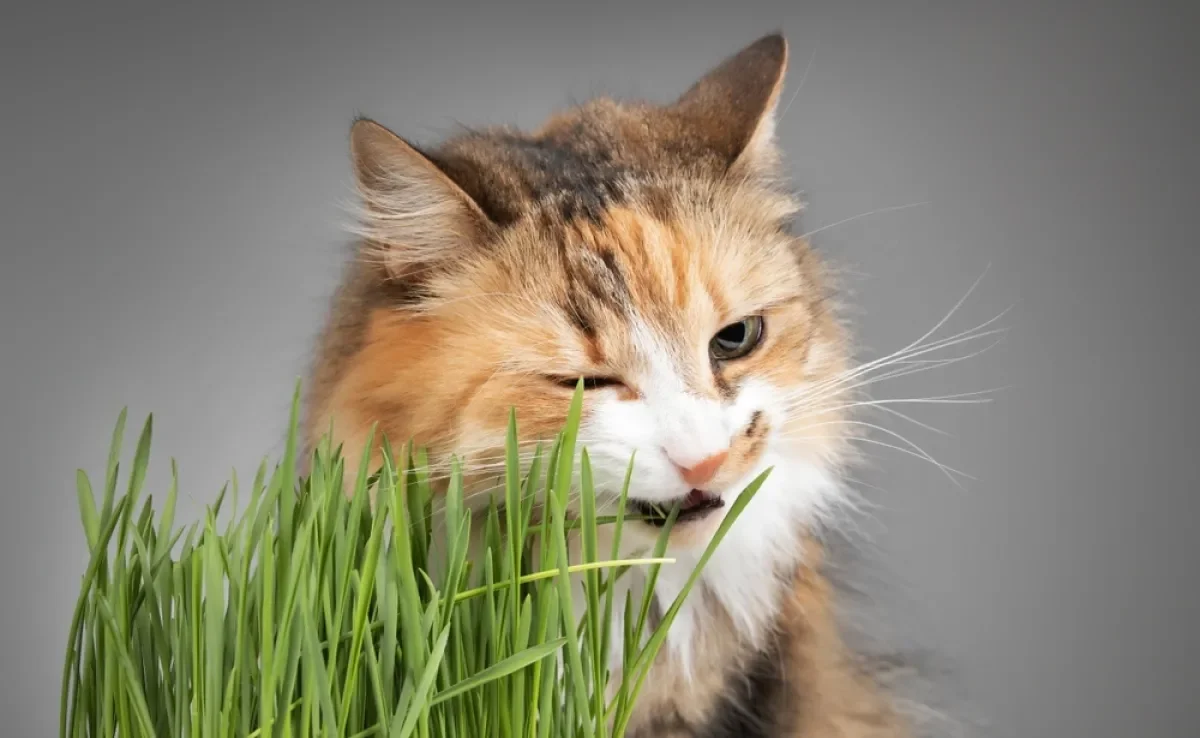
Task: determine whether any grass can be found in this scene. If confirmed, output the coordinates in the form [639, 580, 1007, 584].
[59, 380, 769, 737]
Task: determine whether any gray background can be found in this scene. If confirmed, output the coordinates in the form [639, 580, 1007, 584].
[2, 1, 1197, 736]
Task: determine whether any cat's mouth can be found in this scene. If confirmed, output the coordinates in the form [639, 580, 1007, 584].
[629, 489, 724, 527]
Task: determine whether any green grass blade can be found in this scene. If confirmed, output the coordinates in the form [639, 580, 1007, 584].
[338, 485, 388, 733]
[95, 594, 156, 736]
[430, 637, 566, 706]
[393, 626, 451, 738]
[125, 413, 154, 517]
[59, 495, 128, 738]
[75, 470, 100, 551]
[203, 524, 226, 736]
[100, 407, 128, 524]
[299, 592, 341, 735]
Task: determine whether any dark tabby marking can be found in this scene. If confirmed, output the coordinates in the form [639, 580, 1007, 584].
[697, 631, 792, 738]
[425, 133, 633, 226]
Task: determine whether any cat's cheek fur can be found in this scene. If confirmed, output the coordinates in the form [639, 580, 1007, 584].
[577, 394, 688, 505]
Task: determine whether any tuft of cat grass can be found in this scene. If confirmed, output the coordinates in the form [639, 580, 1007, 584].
[60, 380, 769, 737]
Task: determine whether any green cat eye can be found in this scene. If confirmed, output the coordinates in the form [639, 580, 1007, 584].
[709, 316, 765, 361]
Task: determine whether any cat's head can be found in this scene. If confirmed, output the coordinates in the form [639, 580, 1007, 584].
[309, 33, 853, 550]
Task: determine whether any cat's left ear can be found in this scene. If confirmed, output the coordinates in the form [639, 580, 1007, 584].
[670, 32, 789, 178]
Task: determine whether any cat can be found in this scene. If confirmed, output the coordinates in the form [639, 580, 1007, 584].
[304, 33, 934, 737]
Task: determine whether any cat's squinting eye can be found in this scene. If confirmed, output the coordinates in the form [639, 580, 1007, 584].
[709, 316, 765, 361]
[547, 375, 626, 392]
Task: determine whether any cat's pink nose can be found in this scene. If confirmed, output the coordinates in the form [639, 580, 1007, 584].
[676, 450, 729, 488]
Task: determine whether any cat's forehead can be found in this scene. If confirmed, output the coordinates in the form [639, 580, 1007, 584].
[493, 200, 807, 339]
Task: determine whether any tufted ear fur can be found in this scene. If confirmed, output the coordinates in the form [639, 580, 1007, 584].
[669, 32, 789, 178]
[349, 118, 493, 281]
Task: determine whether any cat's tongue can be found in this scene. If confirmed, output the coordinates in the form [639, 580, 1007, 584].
[681, 489, 710, 510]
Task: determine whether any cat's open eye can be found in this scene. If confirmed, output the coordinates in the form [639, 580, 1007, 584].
[709, 316, 765, 361]
[546, 375, 626, 392]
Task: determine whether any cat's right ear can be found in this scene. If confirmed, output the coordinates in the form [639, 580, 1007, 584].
[349, 118, 492, 280]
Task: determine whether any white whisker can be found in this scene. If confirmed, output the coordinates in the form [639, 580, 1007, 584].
[784, 418, 971, 487]
[783, 331, 1008, 414]
[866, 404, 952, 437]
[799, 202, 931, 240]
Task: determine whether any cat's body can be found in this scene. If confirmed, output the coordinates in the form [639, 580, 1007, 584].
[305, 33, 918, 737]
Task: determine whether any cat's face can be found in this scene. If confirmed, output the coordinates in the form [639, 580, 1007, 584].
[423, 189, 848, 547]
[309, 34, 853, 548]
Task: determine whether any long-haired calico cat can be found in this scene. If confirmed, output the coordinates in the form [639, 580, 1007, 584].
[305, 33, 942, 737]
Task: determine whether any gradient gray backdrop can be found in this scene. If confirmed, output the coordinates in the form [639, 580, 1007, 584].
[3, 2, 1197, 736]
